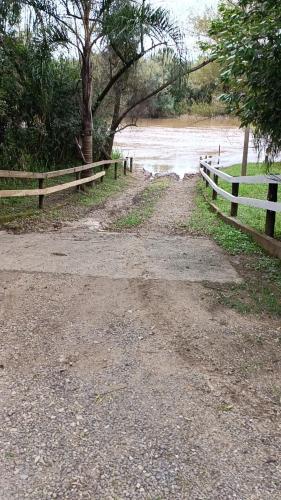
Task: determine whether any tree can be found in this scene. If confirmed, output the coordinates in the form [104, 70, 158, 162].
[209, 0, 281, 156]
[23, 0, 182, 166]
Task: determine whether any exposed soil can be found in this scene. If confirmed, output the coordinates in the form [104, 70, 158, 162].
[141, 175, 197, 235]
[0, 173, 281, 500]
[65, 171, 149, 234]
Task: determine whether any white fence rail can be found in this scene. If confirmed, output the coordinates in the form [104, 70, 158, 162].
[200, 157, 281, 238]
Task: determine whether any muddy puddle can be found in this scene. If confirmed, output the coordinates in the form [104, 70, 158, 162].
[114, 116, 260, 177]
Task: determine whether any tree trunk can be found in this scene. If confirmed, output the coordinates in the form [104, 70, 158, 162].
[103, 83, 122, 159]
[81, 43, 93, 178]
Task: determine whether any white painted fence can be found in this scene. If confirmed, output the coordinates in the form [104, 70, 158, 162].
[200, 157, 281, 237]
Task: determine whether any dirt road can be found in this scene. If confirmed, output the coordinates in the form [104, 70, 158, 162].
[0, 176, 280, 499]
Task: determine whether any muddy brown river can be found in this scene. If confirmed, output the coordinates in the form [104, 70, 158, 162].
[114, 116, 259, 177]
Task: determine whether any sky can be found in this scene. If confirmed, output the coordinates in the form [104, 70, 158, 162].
[151, 0, 219, 55]
[151, 0, 219, 18]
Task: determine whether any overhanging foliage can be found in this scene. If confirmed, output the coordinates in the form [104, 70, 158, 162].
[209, 0, 281, 155]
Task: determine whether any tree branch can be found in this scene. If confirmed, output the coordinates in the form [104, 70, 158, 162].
[114, 58, 215, 128]
[92, 41, 165, 116]
[110, 122, 137, 136]
[23, 0, 84, 47]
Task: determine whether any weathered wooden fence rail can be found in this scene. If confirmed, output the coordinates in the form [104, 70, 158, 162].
[0, 157, 133, 208]
[200, 157, 281, 238]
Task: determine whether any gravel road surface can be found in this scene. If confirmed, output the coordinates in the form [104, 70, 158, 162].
[1, 176, 280, 499]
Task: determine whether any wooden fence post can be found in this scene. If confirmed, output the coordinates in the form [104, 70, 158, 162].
[75, 172, 81, 191]
[206, 158, 212, 188]
[199, 156, 204, 175]
[212, 172, 218, 200]
[124, 158, 127, 176]
[204, 156, 207, 175]
[265, 183, 278, 237]
[114, 162, 118, 180]
[100, 165, 104, 183]
[130, 157, 133, 173]
[230, 182, 239, 217]
[38, 178, 44, 209]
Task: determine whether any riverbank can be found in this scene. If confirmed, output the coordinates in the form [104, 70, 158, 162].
[137, 114, 240, 129]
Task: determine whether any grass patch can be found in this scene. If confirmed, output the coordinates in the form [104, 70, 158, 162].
[0, 165, 130, 229]
[112, 179, 169, 229]
[206, 162, 281, 240]
[188, 182, 260, 255]
[75, 167, 129, 207]
[216, 281, 281, 316]
[187, 182, 281, 317]
[0, 174, 75, 224]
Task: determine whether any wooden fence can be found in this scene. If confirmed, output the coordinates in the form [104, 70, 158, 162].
[200, 156, 281, 238]
[0, 157, 133, 209]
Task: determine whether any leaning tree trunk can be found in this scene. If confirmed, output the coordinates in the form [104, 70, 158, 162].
[102, 82, 122, 159]
[81, 45, 93, 176]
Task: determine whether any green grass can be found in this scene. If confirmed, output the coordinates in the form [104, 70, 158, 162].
[215, 279, 281, 316]
[188, 182, 281, 317]
[0, 174, 74, 221]
[188, 182, 260, 255]
[0, 165, 130, 228]
[111, 148, 123, 160]
[206, 162, 281, 239]
[112, 179, 169, 229]
[76, 167, 129, 207]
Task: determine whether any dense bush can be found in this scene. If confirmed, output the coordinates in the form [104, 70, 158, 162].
[0, 36, 81, 170]
[209, 0, 281, 155]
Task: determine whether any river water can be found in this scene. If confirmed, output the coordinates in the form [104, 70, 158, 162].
[114, 116, 259, 177]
